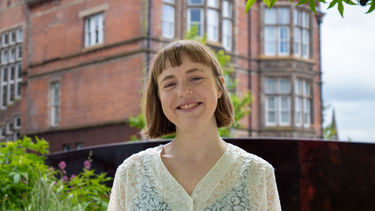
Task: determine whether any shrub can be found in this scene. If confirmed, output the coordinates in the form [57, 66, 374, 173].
[0, 137, 111, 210]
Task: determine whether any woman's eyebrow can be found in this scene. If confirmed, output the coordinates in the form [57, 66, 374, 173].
[159, 68, 205, 83]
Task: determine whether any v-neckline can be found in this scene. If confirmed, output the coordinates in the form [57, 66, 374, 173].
[157, 144, 230, 198]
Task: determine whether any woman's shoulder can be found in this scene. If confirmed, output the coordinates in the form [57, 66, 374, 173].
[227, 143, 274, 172]
[116, 145, 161, 172]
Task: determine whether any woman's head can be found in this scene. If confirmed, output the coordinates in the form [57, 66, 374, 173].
[142, 40, 234, 138]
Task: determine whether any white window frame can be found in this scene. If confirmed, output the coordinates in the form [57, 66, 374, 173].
[162, 2, 175, 39]
[265, 77, 291, 127]
[16, 27, 23, 43]
[294, 79, 312, 128]
[1, 33, 8, 47]
[16, 45, 22, 61]
[187, 8, 204, 37]
[294, 9, 310, 58]
[15, 63, 22, 99]
[1, 67, 7, 109]
[207, 9, 219, 42]
[6, 121, 13, 135]
[50, 81, 60, 126]
[14, 116, 21, 129]
[1, 49, 8, 65]
[9, 47, 15, 63]
[84, 13, 104, 48]
[264, 7, 290, 56]
[9, 31, 16, 45]
[7, 65, 14, 105]
[222, 0, 232, 51]
[0, 128, 4, 139]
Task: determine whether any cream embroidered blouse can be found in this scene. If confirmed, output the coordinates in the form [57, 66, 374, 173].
[108, 143, 281, 211]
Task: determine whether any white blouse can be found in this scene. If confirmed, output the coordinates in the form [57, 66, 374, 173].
[108, 143, 281, 211]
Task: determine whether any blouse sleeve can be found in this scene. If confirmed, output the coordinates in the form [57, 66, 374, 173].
[265, 165, 282, 211]
[107, 164, 127, 211]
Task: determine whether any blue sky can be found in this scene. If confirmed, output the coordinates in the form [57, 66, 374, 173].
[321, 4, 375, 142]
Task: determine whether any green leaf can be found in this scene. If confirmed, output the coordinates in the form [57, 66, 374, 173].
[263, 0, 271, 7]
[246, 0, 257, 13]
[317, 0, 326, 2]
[270, 0, 278, 8]
[309, 0, 316, 13]
[343, 0, 357, 5]
[13, 173, 21, 184]
[297, 0, 308, 6]
[328, 0, 338, 9]
[338, 0, 344, 17]
[367, 0, 375, 13]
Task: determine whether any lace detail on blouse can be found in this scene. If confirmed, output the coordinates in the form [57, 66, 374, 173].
[108, 143, 281, 211]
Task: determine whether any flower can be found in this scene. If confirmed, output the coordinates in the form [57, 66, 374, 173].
[58, 161, 66, 170]
[84, 160, 91, 169]
[62, 175, 68, 182]
[70, 174, 76, 180]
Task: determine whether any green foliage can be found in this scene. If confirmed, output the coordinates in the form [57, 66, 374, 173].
[246, 0, 375, 17]
[0, 137, 111, 210]
[128, 25, 252, 139]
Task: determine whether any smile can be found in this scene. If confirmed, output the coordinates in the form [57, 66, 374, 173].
[177, 102, 202, 111]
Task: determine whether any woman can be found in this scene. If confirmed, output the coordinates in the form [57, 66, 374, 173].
[108, 40, 281, 210]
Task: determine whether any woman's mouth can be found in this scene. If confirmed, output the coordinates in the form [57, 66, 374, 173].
[177, 102, 202, 111]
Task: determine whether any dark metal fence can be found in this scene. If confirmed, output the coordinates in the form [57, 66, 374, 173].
[46, 138, 375, 211]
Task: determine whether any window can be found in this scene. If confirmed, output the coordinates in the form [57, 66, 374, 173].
[222, 0, 232, 50]
[162, 0, 175, 39]
[1, 49, 8, 65]
[16, 27, 23, 43]
[0, 128, 4, 139]
[265, 77, 291, 126]
[187, 8, 204, 36]
[0, 27, 23, 108]
[50, 81, 60, 126]
[264, 8, 290, 56]
[76, 142, 84, 150]
[6, 121, 13, 135]
[7, 65, 15, 104]
[63, 144, 72, 152]
[187, 0, 233, 51]
[264, 7, 311, 58]
[1, 33, 8, 47]
[16, 45, 22, 60]
[294, 9, 310, 58]
[9, 31, 16, 45]
[15, 63, 22, 98]
[1, 67, 7, 108]
[295, 79, 311, 127]
[14, 116, 21, 129]
[84, 13, 104, 47]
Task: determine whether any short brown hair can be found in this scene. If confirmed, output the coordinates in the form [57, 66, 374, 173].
[142, 40, 234, 138]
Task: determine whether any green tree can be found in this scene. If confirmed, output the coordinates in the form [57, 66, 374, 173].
[128, 26, 252, 139]
[245, 0, 375, 17]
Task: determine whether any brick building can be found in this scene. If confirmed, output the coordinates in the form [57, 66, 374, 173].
[0, 0, 324, 152]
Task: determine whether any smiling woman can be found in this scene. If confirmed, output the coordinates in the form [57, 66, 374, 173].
[108, 40, 281, 210]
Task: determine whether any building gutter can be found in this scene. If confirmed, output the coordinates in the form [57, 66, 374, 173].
[146, 0, 152, 75]
[248, 5, 252, 137]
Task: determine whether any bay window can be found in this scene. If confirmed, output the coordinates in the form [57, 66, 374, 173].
[264, 7, 311, 58]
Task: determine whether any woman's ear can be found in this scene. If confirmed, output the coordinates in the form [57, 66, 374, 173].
[217, 76, 225, 99]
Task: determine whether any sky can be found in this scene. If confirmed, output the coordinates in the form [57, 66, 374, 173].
[321, 4, 375, 143]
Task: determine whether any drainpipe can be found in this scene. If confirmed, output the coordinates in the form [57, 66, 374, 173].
[146, 0, 152, 74]
[317, 13, 324, 138]
[248, 5, 252, 137]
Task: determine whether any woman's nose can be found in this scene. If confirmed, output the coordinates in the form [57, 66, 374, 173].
[177, 83, 193, 97]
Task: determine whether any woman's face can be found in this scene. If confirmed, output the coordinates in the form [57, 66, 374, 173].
[157, 54, 223, 130]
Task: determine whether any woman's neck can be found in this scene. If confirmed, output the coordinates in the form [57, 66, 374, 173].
[163, 123, 227, 161]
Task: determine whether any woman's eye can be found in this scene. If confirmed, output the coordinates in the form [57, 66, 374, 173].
[164, 83, 176, 88]
[191, 77, 203, 81]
